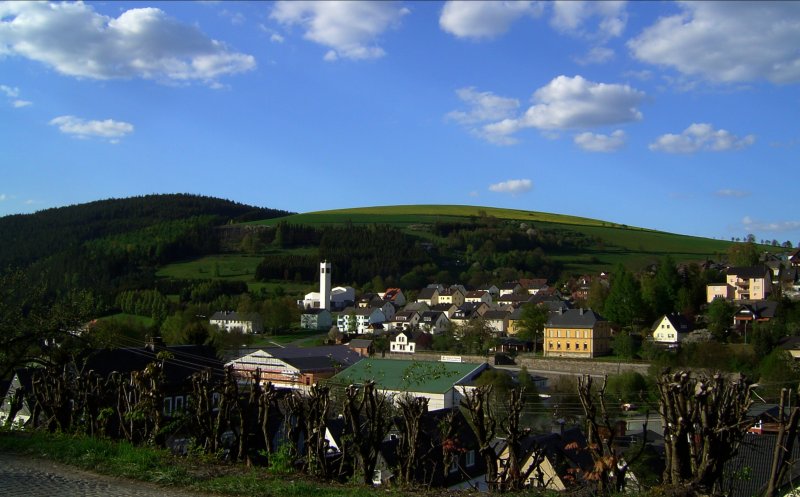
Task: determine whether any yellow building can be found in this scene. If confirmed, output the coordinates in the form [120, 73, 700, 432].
[543, 308, 611, 358]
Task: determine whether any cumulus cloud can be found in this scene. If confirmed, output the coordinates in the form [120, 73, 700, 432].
[551, 1, 627, 39]
[0, 194, 7, 201]
[439, 1, 543, 39]
[270, 33, 284, 43]
[574, 130, 625, 152]
[448, 76, 644, 145]
[489, 179, 533, 195]
[650, 123, 755, 154]
[743, 216, 800, 233]
[270, 1, 408, 61]
[0, 2, 255, 84]
[49, 115, 134, 142]
[629, 2, 800, 84]
[716, 189, 750, 198]
[522, 76, 644, 129]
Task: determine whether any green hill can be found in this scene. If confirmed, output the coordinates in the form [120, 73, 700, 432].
[242, 204, 735, 275]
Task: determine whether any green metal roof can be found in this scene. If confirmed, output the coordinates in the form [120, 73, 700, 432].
[327, 358, 485, 394]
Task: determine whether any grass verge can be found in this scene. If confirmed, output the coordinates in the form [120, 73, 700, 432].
[0, 431, 396, 497]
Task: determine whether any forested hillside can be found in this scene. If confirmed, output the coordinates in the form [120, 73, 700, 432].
[0, 194, 290, 298]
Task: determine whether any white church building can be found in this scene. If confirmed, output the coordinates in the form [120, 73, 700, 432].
[297, 261, 355, 311]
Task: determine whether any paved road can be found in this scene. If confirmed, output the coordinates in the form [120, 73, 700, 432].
[0, 453, 218, 497]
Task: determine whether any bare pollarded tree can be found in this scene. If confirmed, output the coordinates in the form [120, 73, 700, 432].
[657, 370, 756, 494]
[460, 384, 498, 489]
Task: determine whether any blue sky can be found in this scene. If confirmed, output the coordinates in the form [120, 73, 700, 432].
[1, 1, 798, 243]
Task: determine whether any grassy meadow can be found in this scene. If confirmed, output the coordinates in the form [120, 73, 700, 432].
[159, 204, 759, 286]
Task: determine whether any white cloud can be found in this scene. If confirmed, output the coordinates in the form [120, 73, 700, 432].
[270, 33, 284, 43]
[716, 189, 750, 198]
[575, 46, 615, 65]
[439, 1, 543, 39]
[1, 84, 31, 107]
[574, 130, 625, 152]
[522, 76, 644, 129]
[448, 76, 645, 145]
[0, 85, 20, 98]
[650, 123, 755, 154]
[0, 194, 6, 201]
[220, 9, 245, 26]
[0, 2, 255, 84]
[743, 216, 800, 233]
[446, 87, 522, 145]
[551, 1, 627, 39]
[447, 87, 520, 125]
[270, 1, 408, 61]
[489, 179, 533, 195]
[629, 2, 800, 84]
[49, 115, 134, 142]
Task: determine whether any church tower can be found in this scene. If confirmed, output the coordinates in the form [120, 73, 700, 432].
[320, 261, 331, 311]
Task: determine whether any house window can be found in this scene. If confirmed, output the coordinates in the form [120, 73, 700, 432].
[557, 342, 561, 349]
[466, 450, 476, 467]
[566, 343, 571, 350]
[583, 343, 588, 350]
[163, 397, 173, 416]
[548, 342, 553, 349]
[174, 396, 184, 413]
[450, 456, 460, 473]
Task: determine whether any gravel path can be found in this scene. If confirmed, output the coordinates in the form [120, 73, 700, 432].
[0, 453, 219, 497]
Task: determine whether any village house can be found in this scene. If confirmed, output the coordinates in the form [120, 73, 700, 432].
[300, 308, 333, 331]
[347, 338, 374, 357]
[519, 278, 549, 295]
[734, 300, 779, 335]
[372, 407, 486, 488]
[385, 310, 421, 331]
[416, 287, 440, 306]
[543, 308, 611, 358]
[651, 313, 692, 349]
[418, 310, 450, 334]
[479, 284, 501, 298]
[337, 306, 386, 335]
[438, 287, 465, 306]
[430, 302, 458, 318]
[494, 427, 593, 491]
[464, 290, 492, 304]
[389, 330, 415, 354]
[498, 282, 523, 296]
[496, 293, 533, 308]
[209, 311, 263, 334]
[379, 288, 406, 307]
[483, 309, 510, 335]
[706, 265, 773, 302]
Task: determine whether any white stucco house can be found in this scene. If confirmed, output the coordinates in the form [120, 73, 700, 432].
[209, 311, 263, 334]
[390, 330, 416, 354]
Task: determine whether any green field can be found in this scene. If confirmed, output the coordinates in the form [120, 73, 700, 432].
[160, 204, 768, 284]
[247, 204, 625, 229]
[157, 254, 314, 294]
